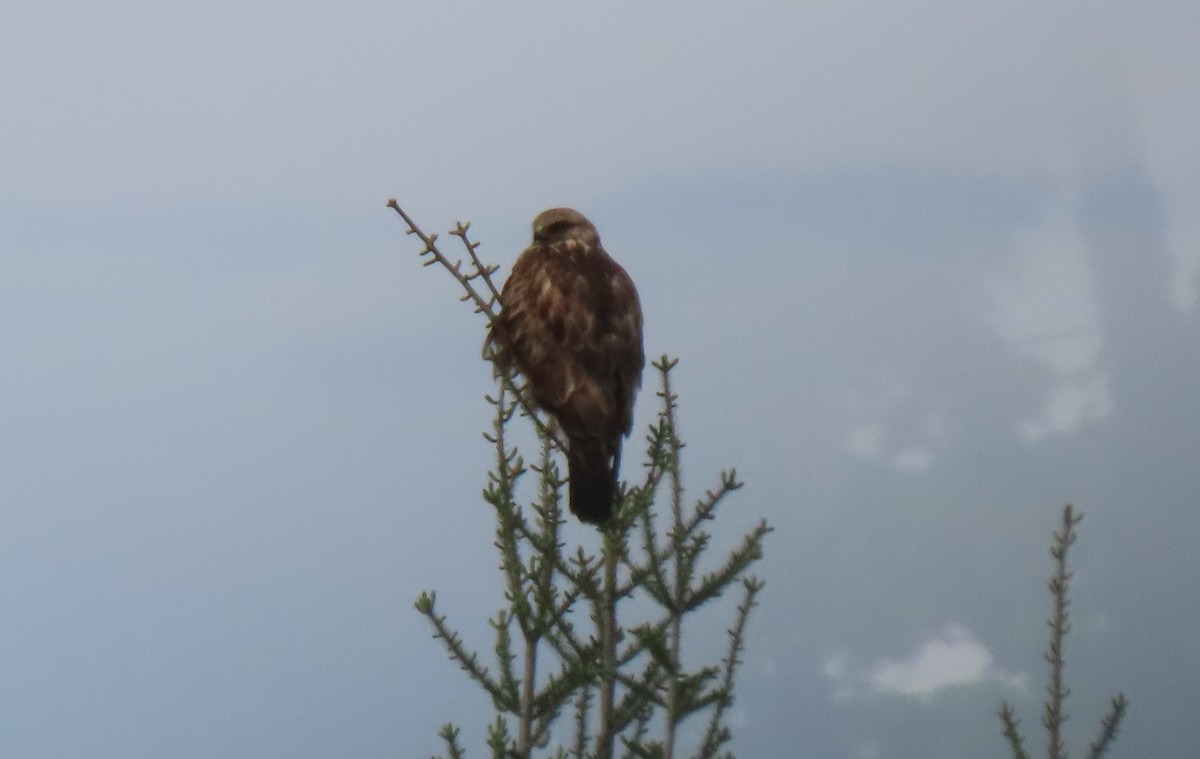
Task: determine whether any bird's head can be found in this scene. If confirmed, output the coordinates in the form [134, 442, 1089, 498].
[531, 207, 600, 247]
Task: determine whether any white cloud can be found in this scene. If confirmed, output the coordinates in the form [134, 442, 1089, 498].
[982, 211, 1113, 439]
[822, 653, 857, 703]
[983, 217, 1101, 365]
[870, 625, 993, 697]
[823, 625, 1026, 703]
[841, 379, 943, 470]
[1019, 374, 1113, 442]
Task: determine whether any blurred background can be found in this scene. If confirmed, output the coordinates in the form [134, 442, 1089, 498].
[2, 2, 1197, 756]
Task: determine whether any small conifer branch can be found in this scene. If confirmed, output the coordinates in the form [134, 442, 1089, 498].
[673, 667, 722, 718]
[595, 526, 624, 759]
[1044, 504, 1082, 759]
[697, 576, 764, 758]
[495, 528, 530, 607]
[660, 354, 698, 758]
[996, 505, 1126, 759]
[622, 470, 745, 601]
[540, 591, 591, 663]
[623, 364, 692, 604]
[624, 409, 674, 600]
[639, 416, 672, 491]
[686, 520, 771, 614]
[631, 491, 671, 605]
[615, 617, 675, 671]
[618, 701, 655, 759]
[998, 703, 1031, 759]
[622, 738, 664, 759]
[525, 437, 569, 636]
[518, 633, 537, 757]
[493, 611, 522, 710]
[657, 358, 685, 538]
[485, 716, 514, 759]
[437, 723, 467, 759]
[533, 659, 590, 728]
[509, 521, 594, 598]
[489, 387, 536, 638]
[1086, 693, 1126, 759]
[416, 592, 515, 711]
[663, 553, 685, 754]
[572, 683, 594, 758]
[496, 517, 532, 633]
[482, 384, 527, 520]
[611, 660, 668, 724]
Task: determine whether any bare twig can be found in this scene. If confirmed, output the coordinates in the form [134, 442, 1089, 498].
[387, 199, 557, 446]
[450, 220, 504, 307]
[387, 200, 496, 317]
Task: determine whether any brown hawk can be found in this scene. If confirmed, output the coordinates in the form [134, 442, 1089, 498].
[487, 208, 644, 524]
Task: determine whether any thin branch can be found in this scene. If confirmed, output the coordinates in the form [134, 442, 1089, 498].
[571, 683, 594, 759]
[388, 200, 496, 317]
[437, 723, 467, 759]
[595, 527, 623, 759]
[1086, 694, 1127, 759]
[997, 504, 1127, 759]
[998, 702, 1031, 759]
[416, 592, 515, 712]
[450, 220, 504, 307]
[697, 576, 764, 759]
[519, 631, 537, 757]
[1043, 504, 1082, 759]
[388, 199, 557, 445]
[622, 470, 745, 599]
[686, 520, 771, 614]
[493, 611, 521, 714]
[663, 357, 686, 759]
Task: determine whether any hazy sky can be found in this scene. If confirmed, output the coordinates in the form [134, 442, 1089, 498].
[3, 2, 1198, 757]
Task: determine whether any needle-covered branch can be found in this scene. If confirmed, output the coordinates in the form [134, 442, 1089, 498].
[1086, 694, 1127, 759]
[998, 704, 1031, 759]
[997, 505, 1127, 759]
[697, 576, 765, 759]
[415, 591, 515, 713]
[436, 723, 466, 759]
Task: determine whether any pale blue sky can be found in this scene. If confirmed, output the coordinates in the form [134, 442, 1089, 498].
[2, 2, 1198, 757]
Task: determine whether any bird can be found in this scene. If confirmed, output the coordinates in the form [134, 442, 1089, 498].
[486, 208, 645, 524]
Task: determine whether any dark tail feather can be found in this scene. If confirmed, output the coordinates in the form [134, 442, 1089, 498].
[567, 439, 616, 525]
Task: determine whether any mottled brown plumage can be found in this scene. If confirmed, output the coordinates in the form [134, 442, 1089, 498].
[487, 208, 644, 524]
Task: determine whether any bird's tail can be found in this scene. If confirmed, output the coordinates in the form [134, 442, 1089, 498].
[567, 438, 616, 525]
